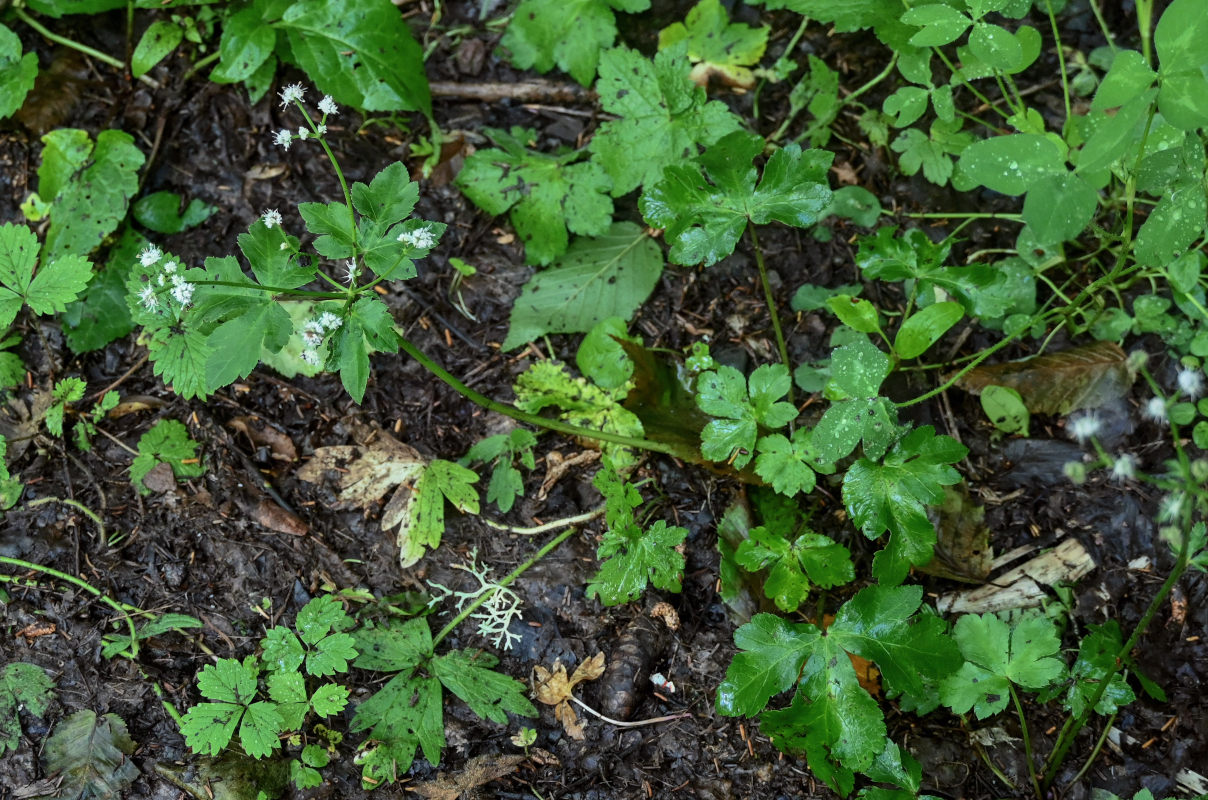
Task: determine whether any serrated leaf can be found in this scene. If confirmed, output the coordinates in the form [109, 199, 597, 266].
[955, 341, 1134, 415]
[130, 419, 203, 494]
[640, 130, 832, 266]
[456, 127, 613, 266]
[266, 671, 309, 730]
[754, 428, 822, 497]
[696, 364, 795, 468]
[180, 702, 243, 756]
[146, 324, 211, 401]
[354, 618, 434, 672]
[299, 200, 357, 259]
[1057, 621, 1135, 716]
[812, 396, 898, 464]
[0, 662, 55, 754]
[0, 23, 37, 120]
[43, 711, 138, 798]
[351, 161, 419, 226]
[262, 627, 306, 674]
[278, 0, 430, 114]
[211, 6, 275, 83]
[44, 130, 144, 261]
[842, 426, 966, 585]
[736, 526, 853, 612]
[197, 657, 259, 705]
[500, 0, 651, 86]
[306, 632, 358, 677]
[589, 45, 742, 196]
[239, 701, 284, 758]
[940, 611, 1064, 718]
[205, 300, 294, 390]
[310, 683, 350, 718]
[350, 672, 445, 772]
[716, 613, 820, 717]
[657, 0, 768, 89]
[503, 222, 663, 350]
[385, 459, 480, 568]
[431, 650, 537, 723]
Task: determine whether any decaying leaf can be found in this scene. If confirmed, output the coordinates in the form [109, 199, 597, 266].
[227, 416, 297, 462]
[532, 653, 606, 740]
[409, 752, 526, 799]
[39, 710, 138, 800]
[919, 484, 994, 583]
[955, 341, 1134, 415]
[937, 538, 1096, 614]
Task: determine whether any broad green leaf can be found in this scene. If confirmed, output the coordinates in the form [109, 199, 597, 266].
[306, 631, 358, 677]
[1091, 50, 1155, 111]
[239, 222, 313, 289]
[826, 294, 881, 333]
[456, 127, 613, 266]
[980, 384, 1030, 435]
[0, 662, 55, 754]
[265, 671, 309, 730]
[576, 317, 637, 390]
[351, 161, 419, 227]
[894, 301, 963, 359]
[44, 130, 144, 261]
[130, 419, 204, 494]
[239, 701, 284, 758]
[431, 649, 538, 723]
[180, 703, 242, 756]
[1133, 177, 1206, 266]
[754, 428, 823, 497]
[211, 6, 276, 83]
[503, 222, 663, 350]
[791, 282, 863, 312]
[883, 86, 929, 128]
[43, 711, 138, 797]
[758, 692, 855, 795]
[132, 20, 182, 78]
[1051, 621, 1135, 717]
[133, 191, 216, 234]
[24, 0, 124, 16]
[640, 130, 833, 266]
[196, 657, 258, 705]
[278, 0, 430, 114]
[842, 426, 966, 585]
[350, 672, 444, 772]
[37, 128, 92, 202]
[901, 4, 971, 46]
[1077, 91, 1157, 174]
[958, 134, 1066, 196]
[831, 336, 890, 397]
[296, 595, 349, 644]
[736, 525, 853, 611]
[812, 397, 897, 464]
[205, 300, 294, 390]
[743, 0, 899, 34]
[354, 617, 433, 672]
[500, 0, 651, 86]
[967, 22, 1021, 70]
[1154, 0, 1208, 76]
[716, 613, 820, 717]
[589, 45, 742, 196]
[1022, 173, 1098, 244]
[310, 683, 351, 717]
[299, 200, 356, 259]
[0, 23, 37, 120]
[697, 364, 795, 468]
[657, 0, 769, 88]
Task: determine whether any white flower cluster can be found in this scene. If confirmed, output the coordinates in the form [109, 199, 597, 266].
[261, 209, 283, 229]
[396, 226, 437, 250]
[300, 311, 343, 367]
[271, 85, 338, 151]
[136, 245, 194, 313]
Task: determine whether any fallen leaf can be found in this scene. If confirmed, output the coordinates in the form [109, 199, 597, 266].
[227, 416, 297, 462]
[536, 450, 599, 502]
[532, 653, 606, 740]
[253, 499, 308, 535]
[409, 752, 526, 799]
[107, 395, 166, 419]
[141, 462, 178, 494]
[919, 484, 994, 583]
[955, 341, 1134, 415]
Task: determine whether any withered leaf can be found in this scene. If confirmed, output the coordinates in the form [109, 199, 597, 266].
[955, 341, 1133, 415]
[919, 484, 994, 583]
[532, 653, 606, 740]
[409, 753, 526, 800]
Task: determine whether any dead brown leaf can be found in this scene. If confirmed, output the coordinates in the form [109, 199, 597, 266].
[919, 484, 994, 583]
[227, 416, 297, 462]
[107, 395, 166, 419]
[253, 499, 308, 535]
[955, 341, 1134, 415]
[408, 753, 526, 799]
[532, 653, 606, 740]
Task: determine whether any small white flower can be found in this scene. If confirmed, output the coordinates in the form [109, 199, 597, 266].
[396, 227, 436, 249]
[170, 280, 195, 307]
[1159, 491, 1185, 522]
[314, 123, 327, 137]
[279, 83, 305, 108]
[1177, 368, 1204, 398]
[273, 129, 293, 150]
[138, 244, 162, 267]
[1143, 396, 1168, 422]
[262, 209, 283, 229]
[297, 126, 310, 141]
[1111, 454, 1136, 482]
[1069, 412, 1102, 443]
[156, 273, 166, 286]
[344, 259, 359, 285]
[162, 260, 178, 275]
[318, 95, 338, 116]
[317, 311, 342, 331]
[138, 285, 159, 311]
[301, 348, 322, 367]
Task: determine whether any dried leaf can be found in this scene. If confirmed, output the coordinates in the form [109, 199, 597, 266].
[253, 499, 308, 535]
[532, 653, 606, 740]
[955, 341, 1133, 415]
[409, 752, 526, 799]
[919, 484, 994, 583]
[227, 416, 297, 462]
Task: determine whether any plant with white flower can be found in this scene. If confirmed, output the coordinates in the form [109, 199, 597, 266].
[131, 249, 196, 316]
[279, 82, 305, 108]
[318, 95, 338, 116]
[397, 226, 437, 250]
[299, 310, 345, 368]
[1177, 367, 1204, 399]
[261, 209, 283, 229]
[1143, 396, 1168, 423]
[1068, 412, 1102, 443]
[1111, 454, 1137, 482]
[273, 129, 293, 150]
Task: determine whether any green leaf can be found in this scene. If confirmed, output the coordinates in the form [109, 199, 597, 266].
[132, 20, 182, 78]
[967, 22, 1021, 70]
[812, 396, 898, 464]
[239, 701, 284, 758]
[43, 711, 138, 798]
[589, 45, 742, 196]
[197, 657, 259, 704]
[133, 191, 216, 234]
[891, 126, 958, 186]
[758, 692, 855, 795]
[754, 428, 822, 497]
[576, 317, 637, 390]
[1091, 50, 1155, 111]
[1155, 0, 1208, 76]
[980, 384, 1030, 434]
[205, 300, 294, 390]
[735, 526, 853, 612]
[239, 223, 314, 289]
[901, 4, 971, 46]
[500, 0, 650, 86]
[640, 130, 833, 266]
[958, 134, 1066, 196]
[1133, 177, 1206, 266]
[1, 662, 55, 754]
[792, 282, 863, 312]
[37, 128, 92, 202]
[716, 613, 819, 717]
[211, 6, 276, 84]
[657, 0, 768, 88]
[503, 222, 663, 350]
[62, 234, 139, 353]
[182, 658, 259, 755]
[940, 611, 1065, 719]
[354, 617, 434, 672]
[351, 161, 419, 227]
[826, 294, 881, 334]
[894, 301, 964, 359]
[842, 426, 967, 585]
[299, 200, 357, 259]
[307, 632, 358, 677]
[1022, 173, 1098, 244]
[431, 649, 537, 723]
[278, 0, 431, 114]
[350, 672, 444, 772]
[0, 24, 37, 120]
[696, 364, 796, 468]
[266, 671, 309, 730]
[295, 595, 349, 644]
[1055, 621, 1135, 716]
[586, 459, 687, 604]
[832, 336, 891, 397]
[389, 459, 480, 568]
[0, 223, 93, 326]
[456, 127, 613, 266]
[44, 130, 144, 261]
[130, 419, 204, 494]
[310, 683, 350, 717]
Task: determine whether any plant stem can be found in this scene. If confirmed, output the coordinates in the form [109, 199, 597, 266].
[569, 696, 691, 728]
[24, 496, 106, 542]
[482, 507, 604, 536]
[179, 50, 220, 83]
[1010, 684, 1042, 798]
[14, 8, 160, 89]
[431, 523, 578, 648]
[748, 226, 794, 405]
[396, 335, 682, 457]
[1044, 0, 1073, 125]
[1067, 711, 1117, 787]
[0, 556, 141, 658]
[190, 279, 348, 299]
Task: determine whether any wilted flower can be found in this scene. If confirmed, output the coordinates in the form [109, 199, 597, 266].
[344, 259, 359, 285]
[273, 129, 293, 150]
[397, 227, 436, 249]
[1177, 368, 1204, 398]
[1143, 396, 1167, 422]
[1069, 413, 1102, 443]
[279, 83, 305, 108]
[139, 244, 162, 267]
[1111, 454, 1136, 482]
[262, 209, 283, 229]
[318, 95, 338, 116]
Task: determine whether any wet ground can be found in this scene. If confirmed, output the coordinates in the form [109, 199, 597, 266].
[1, 1, 1206, 799]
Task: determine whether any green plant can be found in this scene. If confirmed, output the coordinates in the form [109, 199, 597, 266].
[130, 418, 204, 494]
[0, 661, 55, 754]
[459, 428, 537, 513]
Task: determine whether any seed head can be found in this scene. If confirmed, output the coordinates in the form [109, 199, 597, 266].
[262, 209, 283, 229]
[1111, 454, 1136, 482]
[279, 83, 305, 109]
[1069, 412, 1102, 443]
[1177, 368, 1204, 398]
[1143, 396, 1168, 422]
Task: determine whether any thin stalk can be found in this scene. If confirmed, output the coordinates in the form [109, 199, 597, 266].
[180, 51, 220, 83]
[1137, 0, 1154, 67]
[748, 226, 794, 405]
[842, 50, 900, 107]
[756, 15, 809, 126]
[569, 696, 690, 728]
[432, 524, 578, 647]
[1044, 0, 1073, 124]
[1010, 684, 1042, 798]
[189, 279, 348, 299]
[0, 556, 141, 658]
[24, 496, 106, 542]
[1067, 711, 1117, 788]
[396, 336, 682, 457]
[933, 47, 1005, 119]
[482, 507, 604, 536]
[1088, 1, 1116, 53]
[14, 8, 160, 89]
[903, 212, 1023, 220]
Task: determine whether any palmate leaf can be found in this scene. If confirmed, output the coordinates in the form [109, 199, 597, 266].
[350, 671, 445, 772]
[500, 0, 651, 86]
[696, 364, 797, 469]
[503, 222, 663, 350]
[842, 426, 966, 585]
[43, 130, 144, 262]
[641, 130, 833, 266]
[657, 0, 768, 89]
[0, 23, 37, 120]
[735, 526, 853, 612]
[456, 127, 613, 266]
[0, 223, 92, 328]
[384, 459, 480, 569]
[716, 613, 819, 717]
[589, 45, 742, 196]
[431, 650, 537, 723]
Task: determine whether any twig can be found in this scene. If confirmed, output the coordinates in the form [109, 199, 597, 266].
[570, 696, 691, 728]
[86, 351, 150, 403]
[430, 80, 596, 105]
[482, 507, 604, 536]
[14, 8, 160, 89]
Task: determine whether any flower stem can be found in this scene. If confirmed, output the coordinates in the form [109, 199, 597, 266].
[14, 8, 160, 89]
[1010, 684, 1043, 798]
[748, 225, 794, 405]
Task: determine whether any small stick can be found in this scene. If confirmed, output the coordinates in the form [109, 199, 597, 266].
[430, 80, 596, 105]
[570, 696, 691, 728]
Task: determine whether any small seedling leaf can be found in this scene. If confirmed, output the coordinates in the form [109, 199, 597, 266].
[0, 662, 55, 754]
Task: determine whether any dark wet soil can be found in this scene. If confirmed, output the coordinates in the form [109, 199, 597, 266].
[1, 2, 1206, 800]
